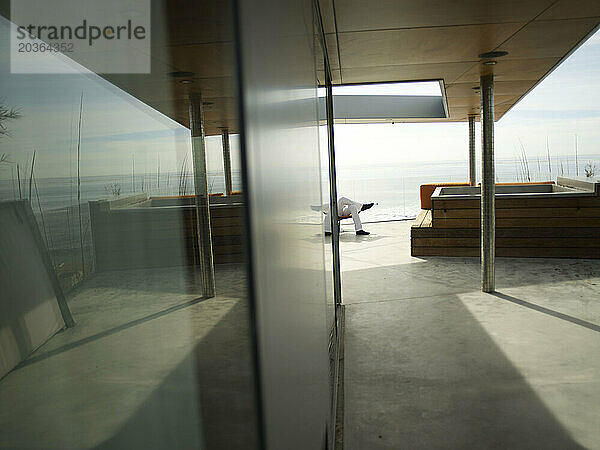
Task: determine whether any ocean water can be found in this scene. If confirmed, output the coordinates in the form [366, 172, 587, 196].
[0, 154, 597, 229]
[333, 155, 599, 223]
[0, 171, 244, 212]
[1, 154, 594, 291]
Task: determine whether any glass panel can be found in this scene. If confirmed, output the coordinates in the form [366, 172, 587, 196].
[229, 133, 243, 192]
[332, 80, 442, 96]
[0, 1, 259, 448]
[236, 0, 330, 447]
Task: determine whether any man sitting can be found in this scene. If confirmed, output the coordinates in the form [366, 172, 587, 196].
[323, 197, 374, 236]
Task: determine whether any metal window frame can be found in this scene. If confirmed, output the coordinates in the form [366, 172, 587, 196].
[313, 1, 343, 448]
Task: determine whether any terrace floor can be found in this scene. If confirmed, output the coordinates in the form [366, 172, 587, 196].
[340, 220, 600, 449]
[0, 264, 259, 450]
[2, 219, 599, 449]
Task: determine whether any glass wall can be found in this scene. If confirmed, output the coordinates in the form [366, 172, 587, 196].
[0, 0, 261, 448]
[237, 0, 331, 447]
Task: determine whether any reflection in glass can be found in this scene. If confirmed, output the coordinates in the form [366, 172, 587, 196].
[0, 1, 259, 448]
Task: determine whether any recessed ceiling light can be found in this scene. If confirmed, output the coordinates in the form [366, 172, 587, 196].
[179, 79, 194, 84]
[168, 71, 195, 78]
[483, 60, 497, 66]
[478, 51, 508, 59]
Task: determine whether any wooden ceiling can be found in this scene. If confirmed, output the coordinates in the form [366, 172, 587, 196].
[98, 0, 600, 134]
[319, 0, 600, 121]
[101, 0, 238, 136]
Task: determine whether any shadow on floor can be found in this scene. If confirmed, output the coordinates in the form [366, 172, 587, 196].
[341, 256, 600, 306]
[493, 291, 600, 333]
[344, 292, 586, 449]
[17, 296, 210, 369]
[93, 300, 261, 450]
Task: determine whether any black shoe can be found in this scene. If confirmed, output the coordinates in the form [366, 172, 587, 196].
[325, 231, 332, 236]
[356, 230, 370, 236]
[360, 202, 374, 212]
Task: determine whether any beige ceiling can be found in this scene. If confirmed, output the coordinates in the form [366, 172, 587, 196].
[100, 0, 238, 137]
[90, 0, 600, 134]
[319, 0, 600, 121]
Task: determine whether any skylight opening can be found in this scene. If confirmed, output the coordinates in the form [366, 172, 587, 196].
[333, 81, 442, 97]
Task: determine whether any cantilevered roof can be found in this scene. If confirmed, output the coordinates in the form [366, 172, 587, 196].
[318, 0, 600, 121]
[5, 0, 598, 134]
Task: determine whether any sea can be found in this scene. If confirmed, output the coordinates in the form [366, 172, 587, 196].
[333, 155, 599, 223]
[0, 154, 597, 234]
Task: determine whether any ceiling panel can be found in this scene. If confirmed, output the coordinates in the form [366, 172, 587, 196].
[445, 105, 512, 121]
[107, 76, 235, 102]
[445, 106, 476, 121]
[446, 80, 537, 97]
[328, 0, 599, 122]
[500, 18, 600, 59]
[318, 0, 337, 34]
[325, 33, 341, 71]
[337, 23, 523, 68]
[333, 0, 553, 32]
[330, 69, 342, 84]
[340, 62, 474, 85]
[167, 43, 234, 79]
[453, 57, 561, 83]
[448, 94, 516, 108]
[93, 0, 600, 129]
[495, 103, 514, 115]
[99, 0, 239, 135]
[537, 0, 600, 20]
[165, 0, 234, 45]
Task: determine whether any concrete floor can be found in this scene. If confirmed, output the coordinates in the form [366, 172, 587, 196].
[0, 264, 260, 450]
[340, 220, 600, 449]
[3, 221, 600, 449]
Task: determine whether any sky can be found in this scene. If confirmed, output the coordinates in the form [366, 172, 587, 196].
[0, 15, 204, 179]
[330, 30, 600, 168]
[1, 16, 599, 180]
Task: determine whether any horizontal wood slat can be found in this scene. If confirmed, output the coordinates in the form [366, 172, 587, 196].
[432, 196, 600, 210]
[433, 207, 600, 219]
[214, 253, 245, 264]
[90, 202, 246, 270]
[413, 237, 600, 248]
[209, 207, 244, 218]
[411, 246, 478, 257]
[434, 217, 600, 228]
[412, 194, 600, 258]
[412, 246, 600, 258]
[412, 227, 600, 238]
[92, 220, 243, 239]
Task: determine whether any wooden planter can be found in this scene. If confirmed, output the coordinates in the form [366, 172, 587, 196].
[89, 194, 245, 270]
[411, 178, 600, 259]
